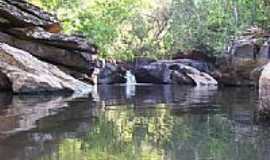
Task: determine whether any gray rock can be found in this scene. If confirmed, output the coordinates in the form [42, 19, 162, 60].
[258, 40, 270, 59]
[135, 60, 218, 86]
[0, 31, 97, 73]
[0, 43, 92, 94]
[160, 59, 211, 73]
[7, 27, 97, 53]
[229, 37, 259, 59]
[213, 58, 267, 86]
[98, 63, 126, 84]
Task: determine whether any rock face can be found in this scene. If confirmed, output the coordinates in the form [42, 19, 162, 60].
[0, 0, 60, 32]
[135, 60, 217, 86]
[0, 29, 97, 73]
[98, 63, 126, 84]
[0, 43, 92, 94]
[213, 57, 266, 86]
[257, 62, 270, 120]
[215, 28, 270, 86]
[0, 0, 99, 84]
[230, 39, 258, 59]
[0, 0, 99, 94]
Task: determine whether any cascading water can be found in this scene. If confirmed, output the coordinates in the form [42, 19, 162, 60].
[125, 70, 136, 98]
[126, 70, 136, 85]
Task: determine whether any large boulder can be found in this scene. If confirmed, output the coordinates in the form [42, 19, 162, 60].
[135, 60, 217, 86]
[0, 43, 92, 94]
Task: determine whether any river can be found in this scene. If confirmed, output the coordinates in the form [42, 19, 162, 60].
[0, 85, 269, 160]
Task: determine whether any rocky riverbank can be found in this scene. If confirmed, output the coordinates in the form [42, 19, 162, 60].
[2, 0, 270, 121]
[97, 27, 270, 88]
[0, 0, 98, 95]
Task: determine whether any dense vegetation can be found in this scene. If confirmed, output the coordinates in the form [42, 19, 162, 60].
[30, 0, 270, 60]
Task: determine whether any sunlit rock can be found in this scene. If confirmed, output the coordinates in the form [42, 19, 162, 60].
[0, 43, 92, 94]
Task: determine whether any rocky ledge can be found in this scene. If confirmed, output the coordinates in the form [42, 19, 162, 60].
[0, 43, 92, 94]
[0, 0, 98, 94]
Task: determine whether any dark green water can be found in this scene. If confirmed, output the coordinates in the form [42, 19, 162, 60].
[0, 85, 269, 160]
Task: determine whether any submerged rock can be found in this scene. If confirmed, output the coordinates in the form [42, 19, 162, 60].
[135, 60, 217, 86]
[0, 43, 92, 94]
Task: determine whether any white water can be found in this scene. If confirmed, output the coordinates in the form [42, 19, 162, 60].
[126, 70, 136, 85]
[125, 70, 136, 98]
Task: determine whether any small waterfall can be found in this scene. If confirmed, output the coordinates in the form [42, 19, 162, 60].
[125, 70, 136, 98]
[126, 70, 136, 85]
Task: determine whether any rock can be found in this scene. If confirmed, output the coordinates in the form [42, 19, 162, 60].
[160, 59, 211, 73]
[133, 57, 157, 68]
[0, 31, 98, 73]
[0, 0, 60, 32]
[171, 71, 194, 85]
[172, 49, 215, 62]
[213, 58, 266, 86]
[6, 27, 98, 53]
[257, 62, 270, 120]
[0, 71, 11, 90]
[135, 60, 218, 86]
[258, 39, 270, 59]
[98, 63, 126, 84]
[0, 43, 92, 94]
[230, 39, 257, 59]
[0, 1, 99, 81]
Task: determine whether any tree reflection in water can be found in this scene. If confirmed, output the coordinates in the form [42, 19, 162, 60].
[0, 85, 270, 160]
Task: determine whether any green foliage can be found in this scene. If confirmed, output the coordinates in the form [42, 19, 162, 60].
[30, 0, 270, 59]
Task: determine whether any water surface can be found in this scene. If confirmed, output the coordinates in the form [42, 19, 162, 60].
[0, 85, 269, 160]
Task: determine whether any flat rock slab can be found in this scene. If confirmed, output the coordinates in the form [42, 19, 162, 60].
[0, 31, 97, 73]
[0, 43, 92, 94]
[7, 27, 98, 53]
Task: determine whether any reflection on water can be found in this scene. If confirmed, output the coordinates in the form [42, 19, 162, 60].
[0, 85, 269, 160]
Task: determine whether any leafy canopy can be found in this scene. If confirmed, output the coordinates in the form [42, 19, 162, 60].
[30, 0, 270, 60]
